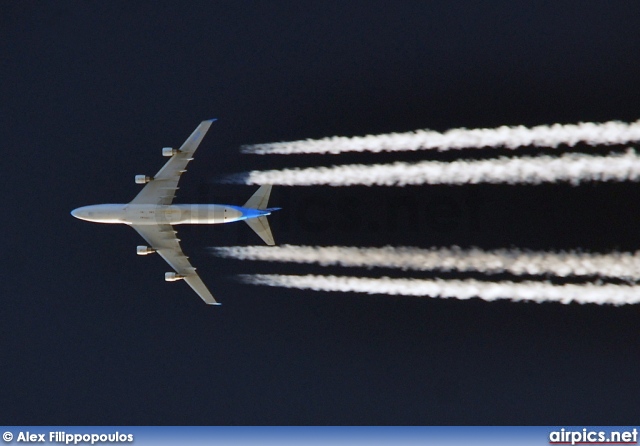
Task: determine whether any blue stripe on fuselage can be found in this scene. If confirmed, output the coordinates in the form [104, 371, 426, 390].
[228, 206, 272, 221]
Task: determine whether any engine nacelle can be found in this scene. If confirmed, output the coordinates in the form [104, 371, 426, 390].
[136, 245, 156, 256]
[135, 175, 153, 184]
[165, 272, 185, 282]
[162, 147, 180, 157]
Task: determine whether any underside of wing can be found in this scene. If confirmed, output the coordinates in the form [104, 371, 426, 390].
[131, 119, 216, 206]
[183, 275, 218, 306]
[131, 224, 219, 305]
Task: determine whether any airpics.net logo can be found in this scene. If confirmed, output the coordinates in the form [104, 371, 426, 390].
[549, 428, 638, 445]
[2, 431, 133, 445]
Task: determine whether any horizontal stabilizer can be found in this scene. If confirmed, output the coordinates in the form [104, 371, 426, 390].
[244, 185, 272, 210]
[244, 216, 275, 245]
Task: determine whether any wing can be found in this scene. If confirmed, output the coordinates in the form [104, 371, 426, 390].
[131, 119, 216, 205]
[132, 224, 220, 305]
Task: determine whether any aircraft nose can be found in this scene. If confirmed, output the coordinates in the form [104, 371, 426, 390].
[71, 207, 86, 220]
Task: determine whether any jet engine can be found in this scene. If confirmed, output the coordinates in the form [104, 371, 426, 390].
[165, 272, 184, 282]
[136, 245, 156, 256]
[135, 175, 153, 184]
[162, 147, 180, 157]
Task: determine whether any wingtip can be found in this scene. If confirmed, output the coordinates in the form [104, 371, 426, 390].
[205, 118, 217, 123]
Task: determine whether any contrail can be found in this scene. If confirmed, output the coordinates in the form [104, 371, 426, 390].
[213, 245, 640, 281]
[233, 150, 640, 186]
[239, 274, 640, 305]
[242, 119, 640, 155]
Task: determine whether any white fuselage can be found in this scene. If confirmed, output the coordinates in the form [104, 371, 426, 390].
[71, 204, 253, 225]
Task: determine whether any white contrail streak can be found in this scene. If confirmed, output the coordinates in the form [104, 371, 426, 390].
[239, 274, 640, 305]
[213, 245, 640, 281]
[243, 120, 640, 155]
[236, 150, 640, 186]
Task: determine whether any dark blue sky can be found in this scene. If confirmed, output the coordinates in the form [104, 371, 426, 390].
[2, 1, 640, 424]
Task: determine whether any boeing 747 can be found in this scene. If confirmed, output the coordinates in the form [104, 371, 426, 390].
[71, 119, 279, 305]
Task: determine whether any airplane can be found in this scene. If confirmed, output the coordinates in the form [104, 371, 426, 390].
[71, 119, 279, 305]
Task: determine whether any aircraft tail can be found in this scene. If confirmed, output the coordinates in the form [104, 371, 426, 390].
[244, 216, 275, 245]
[243, 185, 276, 245]
[243, 185, 272, 210]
